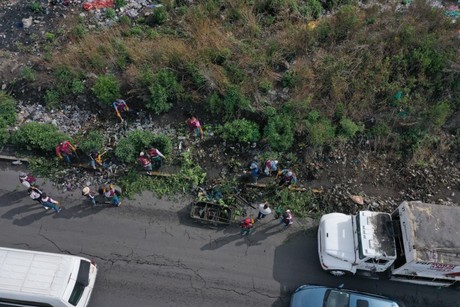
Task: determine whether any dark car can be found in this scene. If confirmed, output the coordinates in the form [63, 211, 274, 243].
[290, 284, 405, 307]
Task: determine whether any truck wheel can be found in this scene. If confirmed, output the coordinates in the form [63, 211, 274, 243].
[328, 270, 348, 277]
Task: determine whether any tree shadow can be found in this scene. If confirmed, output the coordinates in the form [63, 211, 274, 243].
[0, 189, 28, 206]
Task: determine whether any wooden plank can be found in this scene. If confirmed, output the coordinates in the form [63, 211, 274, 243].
[0, 155, 29, 163]
[145, 171, 174, 177]
[245, 182, 314, 192]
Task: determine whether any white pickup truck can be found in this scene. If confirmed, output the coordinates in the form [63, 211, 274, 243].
[318, 201, 460, 288]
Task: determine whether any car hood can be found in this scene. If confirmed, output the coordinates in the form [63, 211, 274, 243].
[291, 286, 328, 307]
[320, 213, 356, 262]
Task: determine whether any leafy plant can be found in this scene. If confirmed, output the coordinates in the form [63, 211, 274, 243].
[207, 86, 250, 120]
[106, 8, 116, 19]
[264, 113, 295, 151]
[92, 74, 120, 105]
[114, 0, 126, 9]
[0, 91, 17, 129]
[299, 0, 323, 19]
[71, 79, 85, 95]
[338, 117, 364, 140]
[305, 111, 335, 147]
[115, 130, 172, 163]
[146, 69, 183, 114]
[218, 119, 260, 143]
[0, 128, 9, 147]
[21, 66, 36, 82]
[77, 131, 105, 153]
[12, 122, 70, 152]
[151, 6, 169, 25]
[28, 157, 63, 179]
[30, 1, 42, 13]
[70, 24, 86, 39]
[44, 32, 56, 42]
[44, 89, 60, 108]
[273, 189, 316, 218]
[426, 101, 450, 128]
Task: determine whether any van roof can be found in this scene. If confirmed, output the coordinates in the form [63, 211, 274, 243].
[0, 247, 76, 298]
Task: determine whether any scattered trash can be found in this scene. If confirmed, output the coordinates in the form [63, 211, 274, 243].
[82, 0, 114, 11]
[351, 195, 364, 205]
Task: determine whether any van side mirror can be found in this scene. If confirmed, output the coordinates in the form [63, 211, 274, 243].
[338, 284, 344, 289]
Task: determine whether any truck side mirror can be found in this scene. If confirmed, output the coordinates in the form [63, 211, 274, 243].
[338, 283, 344, 289]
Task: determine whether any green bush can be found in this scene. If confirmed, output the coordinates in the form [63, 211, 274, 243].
[106, 8, 116, 19]
[259, 79, 273, 93]
[114, 0, 126, 9]
[208, 86, 250, 120]
[70, 24, 86, 39]
[305, 111, 335, 147]
[151, 6, 169, 25]
[0, 128, 9, 147]
[0, 92, 17, 129]
[427, 101, 450, 128]
[264, 114, 295, 151]
[146, 69, 183, 114]
[44, 89, 60, 108]
[44, 32, 56, 42]
[92, 74, 120, 105]
[71, 80, 85, 95]
[115, 130, 172, 163]
[299, 0, 323, 19]
[21, 66, 36, 82]
[338, 117, 364, 140]
[77, 131, 105, 153]
[273, 189, 315, 218]
[218, 119, 260, 143]
[12, 122, 70, 152]
[30, 1, 42, 13]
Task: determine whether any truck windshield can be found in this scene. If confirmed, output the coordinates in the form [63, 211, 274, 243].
[355, 215, 365, 260]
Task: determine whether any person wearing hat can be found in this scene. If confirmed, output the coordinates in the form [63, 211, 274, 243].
[263, 159, 279, 176]
[82, 187, 97, 206]
[138, 152, 153, 175]
[19, 172, 37, 189]
[278, 169, 297, 187]
[280, 209, 293, 228]
[239, 218, 254, 236]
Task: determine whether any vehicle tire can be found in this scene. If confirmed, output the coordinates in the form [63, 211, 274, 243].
[328, 270, 348, 277]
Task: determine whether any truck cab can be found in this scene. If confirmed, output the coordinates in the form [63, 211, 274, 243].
[318, 210, 396, 277]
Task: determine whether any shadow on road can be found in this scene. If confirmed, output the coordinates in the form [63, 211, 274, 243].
[54, 201, 107, 220]
[0, 189, 27, 206]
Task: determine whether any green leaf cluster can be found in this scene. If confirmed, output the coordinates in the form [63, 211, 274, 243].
[115, 130, 172, 163]
[92, 74, 121, 105]
[146, 69, 183, 115]
[218, 119, 260, 144]
[12, 122, 70, 152]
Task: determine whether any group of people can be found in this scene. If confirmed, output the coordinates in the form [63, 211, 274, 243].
[248, 158, 298, 187]
[239, 202, 293, 236]
[81, 184, 121, 207]
[138, 147, 166, 175]
[19, 173, 62, 214]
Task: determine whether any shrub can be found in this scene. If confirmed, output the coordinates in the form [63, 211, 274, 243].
[146, 69, 183, 114]
[106, 8, 116, 19]
[0, 92, 17, 129]
[338, 117, 364, 140]
[305, 111, 335, 147]
[30, 1, 41, 13]
[12, 122, 70, 152]
[299, 0, 323, 19]
[218, 119, 260, 143]
[264, 114, 295, 151]
[44, 32, 56, 42]
[151, 6, 169, 25]
[273, 189, 315, 218]
[21, 66, 36, 82]
[77, 131, 105, 153]
[259, 79, 273, 93]
[115, 130, 172, 163]
[92, 74, 120, 105]
[71, 79, 85, 95]
[0, 129, 9, 147]
[70, 24, 86, 39]
[427, 101, 450, 128]
[114, 0, 126, 9]
[44, 89, 60, 108]
[208, 86, 250, 120]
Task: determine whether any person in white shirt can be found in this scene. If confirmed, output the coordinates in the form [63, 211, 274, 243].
[257, 202, 272, 220]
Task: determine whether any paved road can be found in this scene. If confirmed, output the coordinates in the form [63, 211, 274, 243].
[0, 163, 458, 307]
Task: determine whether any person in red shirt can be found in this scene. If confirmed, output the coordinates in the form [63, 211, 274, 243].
[55, 140, 77, 164]
[138, 152, 153, 175]
[113, 99, 129, 123]
[185, 115, 203, 139]
[146, 146, 165, 170]
[19, 172, 37, 188]
[239, 218, 254, 236]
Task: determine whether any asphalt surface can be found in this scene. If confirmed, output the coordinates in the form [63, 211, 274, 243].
[0, 162, 458, 307]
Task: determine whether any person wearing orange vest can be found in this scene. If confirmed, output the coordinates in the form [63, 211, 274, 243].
[138, 152, 153, 175]
[56, 140, 77, 164]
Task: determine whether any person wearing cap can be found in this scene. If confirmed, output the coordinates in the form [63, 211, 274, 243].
[263, 159, 279, 176]
[82, 187, 97, 206]
[257, 202, 272, 220]
[55, 140, 77, 164]
[239, 218, 254, 236]
[19, 172, 37, 189]
[138, 152, 153, 175]
[40, 193, 61, 213]
[278, 169, 298, 187]
[280, 209, 293, 228]
[146, 146, 165, 170]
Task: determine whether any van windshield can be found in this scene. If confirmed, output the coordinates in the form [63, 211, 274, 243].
[68, 260, 91, 306]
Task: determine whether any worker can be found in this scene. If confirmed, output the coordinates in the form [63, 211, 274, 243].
[249, 158, 260, 183]
[40, 193, 62, 213]
[146, 146, 165, 170]
[264, 159, 279, 176]
[138, 152, 153, 175]
[82, 186, 97, 206]
[239, 218, 254, 236]
[55, 140, 77, 164]
[280, 209, 293, 229]
[88, 150, 103, 170]
[185, 115, 203, 139]
[100, 184, 120, 206]
[19, 172, 37, 189]
[113, 98, 129, 123]
[278, 169, 297, 187]
[27, 186, 43, 205]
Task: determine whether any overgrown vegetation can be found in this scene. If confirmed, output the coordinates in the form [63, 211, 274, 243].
[115, 130, 172, 163]
[12, 122, 70, 153]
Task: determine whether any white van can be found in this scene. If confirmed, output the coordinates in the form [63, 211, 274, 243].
[0, 247, 97, 307]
